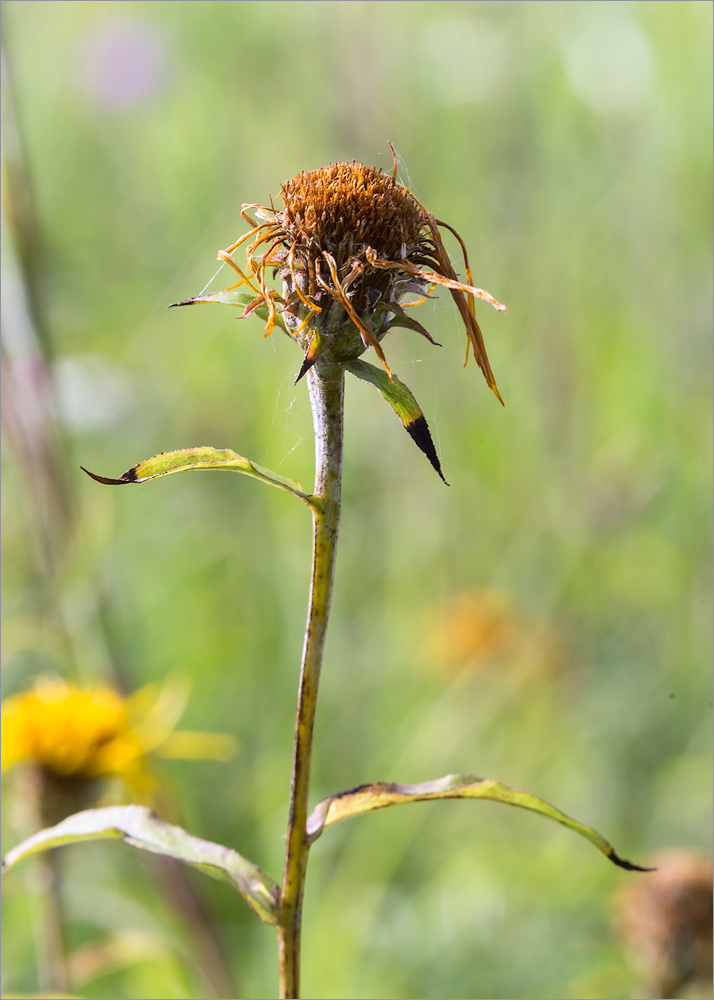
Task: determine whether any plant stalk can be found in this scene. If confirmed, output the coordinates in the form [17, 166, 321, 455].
[36, 850, 69, 994]
[278, 361, 344, 999]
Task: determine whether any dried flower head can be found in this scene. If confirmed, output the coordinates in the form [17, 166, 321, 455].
[217, 148, 505, 394]
[615, 849, 713, 998]
[173, 147, 506, 478]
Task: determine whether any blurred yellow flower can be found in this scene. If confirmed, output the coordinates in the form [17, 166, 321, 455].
[1, 675, 237, 804]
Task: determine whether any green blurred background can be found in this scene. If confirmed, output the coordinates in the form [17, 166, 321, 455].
[1, 2, 711, 998]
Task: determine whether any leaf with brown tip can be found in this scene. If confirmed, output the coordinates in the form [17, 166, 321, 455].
[81, 446, 315, 507]
[306, 773, 652, 872]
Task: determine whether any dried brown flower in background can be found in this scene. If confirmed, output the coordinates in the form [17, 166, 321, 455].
[615, 849, 713, 999]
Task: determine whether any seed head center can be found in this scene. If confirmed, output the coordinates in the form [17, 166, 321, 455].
[280, 161, 426, 262]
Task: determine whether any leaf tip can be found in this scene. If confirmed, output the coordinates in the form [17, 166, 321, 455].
[486, 378, 505, 406]
[80, 465, 135, 485]
[295, 354, 316, 384]
[405, 416, 449, 484]
[608, 849, 656, 873]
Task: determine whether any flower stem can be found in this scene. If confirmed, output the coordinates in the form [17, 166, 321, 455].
[17, 769, 70, 994]
[36, 851, 69, 994]
[278, 361, 344, 1000]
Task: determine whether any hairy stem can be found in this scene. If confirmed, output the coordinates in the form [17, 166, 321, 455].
[278, 362, 344, 999]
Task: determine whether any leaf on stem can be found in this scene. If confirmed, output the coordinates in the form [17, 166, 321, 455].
[306, 773, 652, 872]
[81, 446, 315, 506]
[169, 290, 286, 330]
[344, 359, 448, 484]
[1, 805, 281, 924]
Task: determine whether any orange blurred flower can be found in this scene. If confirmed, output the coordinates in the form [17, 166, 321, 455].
[427, 589, 560, 678]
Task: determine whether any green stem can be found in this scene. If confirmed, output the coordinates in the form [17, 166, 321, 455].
[37, 850, 69, 994]
[278, 361, 344, 999]
[17, 768, 70, 994]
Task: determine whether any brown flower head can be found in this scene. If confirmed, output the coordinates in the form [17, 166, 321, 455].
[173, 148, 506, 479]
[615, 849, 713, 998]
[216, 148, 505, 395]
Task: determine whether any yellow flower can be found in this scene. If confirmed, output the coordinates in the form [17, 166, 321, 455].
[215, 148, 506, 395]
[1, 676, 237, 805]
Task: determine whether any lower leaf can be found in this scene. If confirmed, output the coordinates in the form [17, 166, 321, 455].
[2, 805, 281, 924]
[306, 773, 652, 872]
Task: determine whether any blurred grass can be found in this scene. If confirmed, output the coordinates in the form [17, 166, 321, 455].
[1, 2, 711, 998]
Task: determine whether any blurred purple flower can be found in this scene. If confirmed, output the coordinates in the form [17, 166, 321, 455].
[76, 17, 167, 111]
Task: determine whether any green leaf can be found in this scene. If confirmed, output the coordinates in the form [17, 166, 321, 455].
[170, 289, 255, 307]
[81, 446, 315, 507]
[344, 359, 448, 483]
[2, 805, 281, 924]
[382, 302, 442, 346]
[306, 773, 652, 872]
[169, 290, 286, 330]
